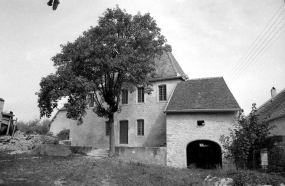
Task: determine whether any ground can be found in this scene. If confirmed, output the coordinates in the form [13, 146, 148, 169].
[1, 152, 285, 186]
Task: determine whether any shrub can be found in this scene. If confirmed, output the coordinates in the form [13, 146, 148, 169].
[233, 170, 285, 186]
[17, 118, 50, 135]
[56, 129, 70, 140]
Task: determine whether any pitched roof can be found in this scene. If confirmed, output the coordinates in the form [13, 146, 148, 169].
[255, 88, 285, 121]
[151, 51, 186, 81]
[165, 77, 241, 112]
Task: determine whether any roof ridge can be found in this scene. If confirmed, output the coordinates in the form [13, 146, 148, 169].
[166, 52, 179, 76]
[186, 76, 223, 81]
[256, 87, 285, 111]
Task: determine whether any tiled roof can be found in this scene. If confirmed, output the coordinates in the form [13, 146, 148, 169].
[151, 51, 186, 81]
[165, 77, 241, 112]
[256, 88, 285, 121]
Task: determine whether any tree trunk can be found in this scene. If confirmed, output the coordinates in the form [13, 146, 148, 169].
[108, 113, 115, 157]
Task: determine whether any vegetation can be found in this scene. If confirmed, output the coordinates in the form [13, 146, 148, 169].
[0, 153, 284, 186]
[220, 103, 271, 169]
[56, 129, 70, 140]
[17, 118, 50, 135]
[36, 6, 171, 156]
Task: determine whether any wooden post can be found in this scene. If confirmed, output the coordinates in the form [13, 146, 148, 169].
[6, 117, 11, 135]
[12, 118, 17, 137]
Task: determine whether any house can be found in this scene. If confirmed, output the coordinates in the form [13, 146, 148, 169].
[49, 107, 75, 135]
[0, 98, 15, 136]
[255, 87, 285, 137]
[165, 77, 241, 168]
[49, 52, 241, 168]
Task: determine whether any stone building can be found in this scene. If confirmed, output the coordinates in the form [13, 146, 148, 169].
[165, 77, 240, 168]
[49, 52, 241, 168]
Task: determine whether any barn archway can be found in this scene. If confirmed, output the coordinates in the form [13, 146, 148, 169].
[186, 140, 222, 169]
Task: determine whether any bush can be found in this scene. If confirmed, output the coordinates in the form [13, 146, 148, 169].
[17, 118, 50, 135]
[233, 170, 285, 186]
[56, 129, 70, 140]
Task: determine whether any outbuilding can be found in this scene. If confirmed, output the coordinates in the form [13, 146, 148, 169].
[165, 77, 241, 168]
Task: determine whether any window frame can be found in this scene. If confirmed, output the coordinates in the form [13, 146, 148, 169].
[88, 93, 95, 107]
[137, 87, 145, 103]
[137, 119, 144, 137]
[121, 89, 128, 104]
[158, 84, 167, 101]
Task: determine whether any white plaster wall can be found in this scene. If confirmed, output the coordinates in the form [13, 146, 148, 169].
[69, 79, 181, 147]
[49, 110, 75, 135]
[166, 112, 238, 168]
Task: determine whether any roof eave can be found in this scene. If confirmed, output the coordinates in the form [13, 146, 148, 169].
[149, 76, 185, 82]
[165, 108, 241, 113]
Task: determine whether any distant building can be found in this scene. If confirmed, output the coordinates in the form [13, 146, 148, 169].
[0, 98, 15, 135]
[255, 87, 285, 137]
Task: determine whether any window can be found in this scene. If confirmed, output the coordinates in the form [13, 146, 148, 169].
[159, 85, 167, 101]
[137, 87, 144, 103]
[137, 119, 144, 136]
[122, 89, 128, 104]
[105, 121, 110, 136]
[88, 94, 94, 107]
[197, 120, 205, 126]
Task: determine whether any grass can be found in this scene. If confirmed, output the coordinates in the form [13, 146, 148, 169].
[0, 152, 285, 186]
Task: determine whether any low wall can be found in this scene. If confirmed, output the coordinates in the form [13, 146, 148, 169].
[115, 147, 167, 165]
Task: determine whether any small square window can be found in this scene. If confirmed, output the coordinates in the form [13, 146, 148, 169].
[137, 119, 144, 136]
[197, 120, 205, 126]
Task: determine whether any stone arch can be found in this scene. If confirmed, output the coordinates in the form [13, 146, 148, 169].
[186, 139, 222, 169]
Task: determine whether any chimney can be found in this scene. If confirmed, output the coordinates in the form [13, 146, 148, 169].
[271, 87, 277, 98]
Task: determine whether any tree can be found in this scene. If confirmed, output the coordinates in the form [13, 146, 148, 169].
[220, 103, 271, 169]
[36, 6, 171, 156]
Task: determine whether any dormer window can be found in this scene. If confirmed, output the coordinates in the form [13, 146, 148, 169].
[137, 87, 144, 103]
[159, 85, 167, 101]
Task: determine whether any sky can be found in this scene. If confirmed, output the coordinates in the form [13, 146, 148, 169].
[0, 0, 284, 121]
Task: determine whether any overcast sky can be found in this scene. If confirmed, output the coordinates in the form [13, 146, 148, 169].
[0, 0, 284, 121]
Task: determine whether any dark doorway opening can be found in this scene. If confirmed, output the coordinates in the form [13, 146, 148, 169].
[119, 120, 128, 144]
[187, 140, 222, 169]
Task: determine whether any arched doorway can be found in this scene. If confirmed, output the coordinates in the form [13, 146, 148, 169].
[186, 140, 222, 169]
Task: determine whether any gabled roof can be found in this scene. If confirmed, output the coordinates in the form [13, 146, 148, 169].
[150, 51, 186, 81]
[255, 88, 285, 121]
[165, 77, 241, 113]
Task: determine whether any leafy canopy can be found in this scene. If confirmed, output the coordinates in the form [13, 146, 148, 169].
[220, 103, 271, 168]
[36, 6, 171, 123]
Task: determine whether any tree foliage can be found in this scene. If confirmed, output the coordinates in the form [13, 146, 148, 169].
[220, 103, 271, 168]
[36, 6, 171, 155]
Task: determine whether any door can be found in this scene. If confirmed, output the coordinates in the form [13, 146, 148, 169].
[120, 121, 128, 144]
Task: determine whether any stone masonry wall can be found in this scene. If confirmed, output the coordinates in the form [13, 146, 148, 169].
[69, 79, 181, 148]
[166, 112, 238, 168]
